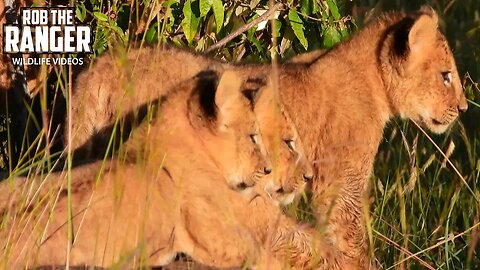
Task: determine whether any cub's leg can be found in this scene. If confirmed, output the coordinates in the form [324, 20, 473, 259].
[0, 162, 178, 268]
[245, 199, 349, 270]
[313, 169, 376, 269]
[173, 190, 266, 268]
[175, 187, 348, 270]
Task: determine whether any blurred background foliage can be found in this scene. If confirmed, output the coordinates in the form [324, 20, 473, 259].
[1, 0, 479, 269]
[73, 0, 356, 60]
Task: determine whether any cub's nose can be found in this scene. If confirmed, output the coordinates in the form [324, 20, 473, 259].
[458, 103, 468, 113]
[264, 180, 280, 195]
[458, 95, 468, 113]
[236, 182, 249, 190]
[302, 173, 314, 182]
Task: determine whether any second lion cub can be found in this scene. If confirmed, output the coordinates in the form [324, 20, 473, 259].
[69, 46, 314, 200]
[0, 70, 345, 269]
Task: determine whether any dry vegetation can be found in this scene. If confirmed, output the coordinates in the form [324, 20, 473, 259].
[0, 0, 479, 269]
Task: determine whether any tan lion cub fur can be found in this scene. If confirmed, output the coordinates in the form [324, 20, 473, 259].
[268, 6, 467, 268]
[66, 5, 468, 268]
[252, 81, 314, 205]
[0, 70, 347, 269]
[235, 7, 468, 268]
[66, 47, 224, 159]
[68, 47, 314, 201]
[0, 70, 268, 268]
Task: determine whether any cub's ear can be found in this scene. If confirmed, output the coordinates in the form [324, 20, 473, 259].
[408, 11, 438, 54]
[249, 75, 276, 110]
[419, 5, 438, 21]
[214, 70, 244, 127]
[241, 75, 268, 105]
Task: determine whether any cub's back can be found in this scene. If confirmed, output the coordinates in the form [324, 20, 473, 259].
[68, 46, 225, 158]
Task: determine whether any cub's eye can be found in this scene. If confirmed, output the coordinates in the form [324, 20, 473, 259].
[441, 71, 452, 86]
[250, 134, 259, 144]
[284, 139, 296, 152]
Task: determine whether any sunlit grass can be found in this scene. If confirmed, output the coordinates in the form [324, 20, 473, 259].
[0, 0, 479, 269]
[370, 82, 480, 268]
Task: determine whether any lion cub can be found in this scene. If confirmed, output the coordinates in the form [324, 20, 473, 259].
[67, 47, 225, 159]
[0, 70, 342, 269]
[0, 70, 268, 267]
[64, 6, 469, 269]
[252, 79, 314, 205]
[69, 47, 314, 201]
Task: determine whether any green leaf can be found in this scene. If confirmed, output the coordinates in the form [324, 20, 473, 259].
[247, 32, 263, 53]
[288, 10, 308, 49]
[273, 19, 282, 38]
[326, 0, 341, 20]
[312, 0, 321, 14]
[94, 31, 107, 54]
[212, 0, 224, 33]
[339, 22, 349, 39]
[76, 2, 87, 22]
[323, 26, 341, 48]
[93, 11, 108, 22]
[300, 0, 311, 15]
[163, 0, 177, 34]
[112, 25, 124, 36]
[181, 0, 201, 44]
[145, 26, 157, 43]
[200, 0, 212, 17]
[163, 0, 179, 7]
[247, 14, 259, 37]
[224, 5, 235, 25]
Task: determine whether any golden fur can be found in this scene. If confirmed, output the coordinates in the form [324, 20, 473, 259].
[266, 6, 467, 267]
[286, 49, 326, 64]
[68, 46, 314, 202]
[0, 71, 347, 269]
[203, 6, 466, 268]
[67, 46, 224, 158]
[253, 82, 314, 205]
[0, 162, 345, 269]
[65, 5, 467, 268]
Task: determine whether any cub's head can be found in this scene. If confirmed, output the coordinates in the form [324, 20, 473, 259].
[249, 75, 314, 206]
[383, 6, 468, 133]
[194, 70, 272, 190]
